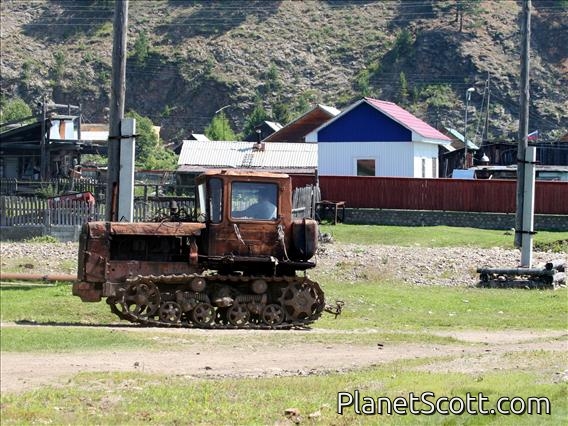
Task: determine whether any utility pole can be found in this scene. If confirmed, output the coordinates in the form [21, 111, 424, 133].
[463, 87, 475, 168]
[515, 0, 531, 249]
[39, 97, 48, 180]
[483, 72, 491, 143]
[105, 0, 129, 221]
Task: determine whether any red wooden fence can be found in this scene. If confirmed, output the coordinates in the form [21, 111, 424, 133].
[291, 175, 568, 214]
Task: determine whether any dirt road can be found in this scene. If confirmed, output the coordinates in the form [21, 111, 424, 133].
[1, 326, 566, 394]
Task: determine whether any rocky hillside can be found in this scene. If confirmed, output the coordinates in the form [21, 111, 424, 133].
[1, 0, 567, 143]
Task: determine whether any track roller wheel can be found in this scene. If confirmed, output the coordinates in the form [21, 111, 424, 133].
[227, 304, 250, 326]
[159, 301, 182, 324]
[261, 304, 285, 326]
[120, 281, 160, 319]
[191, 303, 215, 326]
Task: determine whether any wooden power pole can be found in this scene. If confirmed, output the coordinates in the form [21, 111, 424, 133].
[515, 0, 531, 249]
[105, 0, 129, 221]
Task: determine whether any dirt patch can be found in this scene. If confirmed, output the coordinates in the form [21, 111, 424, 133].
[415, 336, 568, 377]
[2, 327, 566, 394]
[430, 329, 568, 344]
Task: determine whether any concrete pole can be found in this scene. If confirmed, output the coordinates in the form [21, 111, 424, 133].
[520, 146, 536, 267]
[105, 0, 129, 221]
[118, 118, 136, 222]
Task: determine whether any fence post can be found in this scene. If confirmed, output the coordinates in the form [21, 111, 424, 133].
[0, 196, 5, 226]
[44, 198, 50, 230]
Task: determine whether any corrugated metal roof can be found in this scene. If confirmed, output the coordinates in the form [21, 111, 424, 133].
[191, 133, 210, 142]
[177, 141, 317, 171]
[365, 98, 451, 142]
[444, 127, 479, 150]
[265, 121, 283, 132]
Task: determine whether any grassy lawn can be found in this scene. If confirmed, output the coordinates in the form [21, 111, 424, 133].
[1, 359, 565, 425]
[1, 281, 566, 352]
[319, 224, 568, 250]
[1, 225, 566, 424]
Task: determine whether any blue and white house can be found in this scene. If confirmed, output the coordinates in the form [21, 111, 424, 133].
[305, 97, 451, 177]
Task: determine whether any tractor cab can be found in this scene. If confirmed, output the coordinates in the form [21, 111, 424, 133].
[195, 170, 294, 271]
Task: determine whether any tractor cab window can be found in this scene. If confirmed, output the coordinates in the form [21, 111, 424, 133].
[207, 178, 223, 223]
[197, 182, 207, 222]
[231, 182, 278, 220]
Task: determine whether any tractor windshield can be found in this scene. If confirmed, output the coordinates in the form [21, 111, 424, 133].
[231, 182, 278, 220]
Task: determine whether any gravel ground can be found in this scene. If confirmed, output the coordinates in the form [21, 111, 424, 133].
[0, 241, 563, 287]
[315, 242, 564, 287]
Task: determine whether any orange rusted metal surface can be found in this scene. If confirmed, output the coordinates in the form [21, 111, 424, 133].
[73, 169, 332, 329]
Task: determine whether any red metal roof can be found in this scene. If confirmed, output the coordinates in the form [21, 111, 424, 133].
[364, 97, 451, 142]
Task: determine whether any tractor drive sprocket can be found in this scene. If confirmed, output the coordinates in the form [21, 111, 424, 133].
[276, 278, 325, 322]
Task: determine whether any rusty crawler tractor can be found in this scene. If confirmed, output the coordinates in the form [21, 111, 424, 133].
[73, 170, 337, 328]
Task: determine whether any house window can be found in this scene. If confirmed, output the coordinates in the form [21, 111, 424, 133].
[356, 159, 376, 176]
[421, 158, 426, 178]
[432, 157, 437, 178]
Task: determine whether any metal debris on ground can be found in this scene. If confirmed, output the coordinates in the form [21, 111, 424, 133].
[477, 259, 566, 289]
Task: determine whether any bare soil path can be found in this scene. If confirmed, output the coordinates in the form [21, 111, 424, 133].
[1, 326, 566, 394]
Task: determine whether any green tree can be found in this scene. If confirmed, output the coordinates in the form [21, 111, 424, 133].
[392, 29, 413, 60]
[242, 101, 270, 138]
[271, 98, 292, 125]
[292, 90, 319, 117]
[264, 63, 282, 94]
[0, 98, 33, 124]
[455, 0, 481, 32]
[22, 60, 34, 88]
[132, 33, 150, 65]
[437, 0, 482, 32]
[419, 84, 455, 109]
[126, 110, 176, 169]
[398, 71, 409, 106]
[143, 146, 177, 170]
[91, 0, 114, 10]
[205, 111, 236, 141]
[52, 49, 66, 82]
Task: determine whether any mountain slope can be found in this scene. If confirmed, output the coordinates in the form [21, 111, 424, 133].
[1, 0, 566, 143]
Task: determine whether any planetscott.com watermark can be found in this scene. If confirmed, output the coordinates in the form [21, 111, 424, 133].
[337, 390, 551, 416]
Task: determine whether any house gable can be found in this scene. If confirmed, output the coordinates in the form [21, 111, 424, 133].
[317, 101, 411, 142]
[263, 104, 340, 143]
